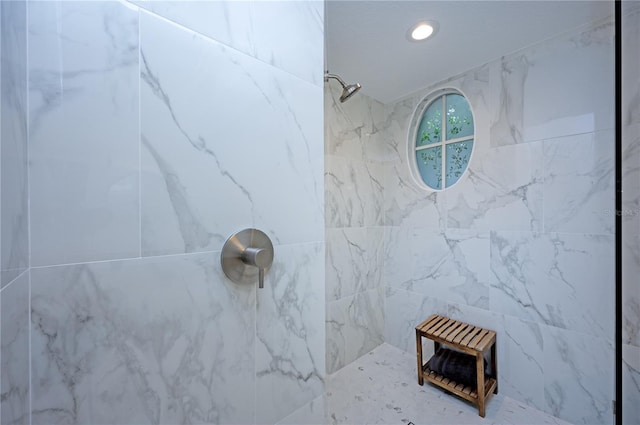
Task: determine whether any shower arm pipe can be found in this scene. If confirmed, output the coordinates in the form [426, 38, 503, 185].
[325, 73, 348, 88]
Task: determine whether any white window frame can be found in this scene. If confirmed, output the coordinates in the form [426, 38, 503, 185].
[408, 88, 475, 191]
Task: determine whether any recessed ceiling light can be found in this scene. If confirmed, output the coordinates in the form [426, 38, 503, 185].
[408, 21, 438, 41]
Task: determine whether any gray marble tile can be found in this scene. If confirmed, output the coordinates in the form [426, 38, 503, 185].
[500, 316, 544, 411]
[542, 326, 614, 425]
[383, 286, 446, 355]
[31, 253, 255, 425]
[623, 344, 640, 425]
[327, 343, 571, 425]
[28, 0, 140, 266]
[543, 131, 615, 235]
[256, 242, 325, 424]
[325, 84, 388, 163]
[385, 227, 490, 308]
[326, 288, 384, 374]
[276, 394, 325, 425]
[1, 0, 28, 286]
[133, 0, 324, 86]
[622, 124, 640, 347]
[446, 141, 544, 232]
[490, 18, 614, 146]
[326, 227, 383, 302]
[383, 161, 446, 228]
[325, 155, 383, 228]
[140, 11, 323, 256]
[623, 4, 640, 127]
[490, 231, 614, 341]
[1, 271, 30, 425]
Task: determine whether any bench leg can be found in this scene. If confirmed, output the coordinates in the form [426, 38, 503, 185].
[476, 352, 486, 418]
[416, 330, 424, 385]
[491, 342, 498, 394]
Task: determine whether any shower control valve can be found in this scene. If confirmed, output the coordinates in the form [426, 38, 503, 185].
[221, 228, 274, 289]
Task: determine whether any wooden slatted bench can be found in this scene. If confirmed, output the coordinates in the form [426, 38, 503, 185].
[415, 314, 498, 417]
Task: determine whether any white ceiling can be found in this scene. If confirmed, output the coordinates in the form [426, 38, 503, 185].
[325, 0, 613, 104]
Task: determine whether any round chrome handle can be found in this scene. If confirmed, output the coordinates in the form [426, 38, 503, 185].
[221, 229, 274, 288]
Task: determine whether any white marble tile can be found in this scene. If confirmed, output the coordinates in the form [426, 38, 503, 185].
[256, 242, 325, 425]
[622, 124, 640, 347]
[1, 271, 30, 425]
[383, 161, 447, 228]
[542, 326, 614, 425]
[490, 231, 614, 341]
[31, 253, 256, 425]
[276, 394, 325, 425]
[325, 84, 388, 163]
[1, 0, 28, 286]
[325, 155, 383, 228]
[384, 286, 446, 356]
[327, 343, 571, 425]
[623, 4, 640, 127]
[133, 0, 324, 86]
[490, 18, 614, 146]
[543, 131, 615, 235]
[385, 227, 490, 308]
[623, 226, 640, 348]
[28, 1, 140, 266]
[623, 344, 640, 425]
[326, 288, 384, 374]
[446, 141, 544, 232]
[140, 11, 323, 255]
[500, 316, 544, 411]
[326, 227, 382, 302]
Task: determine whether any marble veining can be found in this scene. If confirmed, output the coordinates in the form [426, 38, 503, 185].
[1, 271, 30, 425]
[132, 0, 323, 86]
[28, 0, 140, 266]
[1, 0, 28, 286]
[623, 344, 640, 424]
[31, 253, 255, 425]
[327, 343, 571, 425]
[623, 4, 640, 126]
[326, 227, 383, 302]
[542, 131, 614, 235]
[325, 156, 383, 228]
[542, 326, 614, 424]
[324, 85, 388, 163]
[490, 231, 614, 340]
[140, 11, 323, 256]
[256, 242, 325, 425]
[384, 227, 490, 308]
[490, 19, 614, 146]
[445, 142, 544, 232]
[326, 288, 384, 374]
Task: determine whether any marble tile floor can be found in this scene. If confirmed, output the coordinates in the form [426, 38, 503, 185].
[325, 343, 571, 425]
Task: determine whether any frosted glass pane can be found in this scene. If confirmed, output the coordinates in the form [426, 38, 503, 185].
[445, 140, 473, 187]
[445, 94, 473, 140]
[416, 97, 442, 146]
[416, 146, 442, 189]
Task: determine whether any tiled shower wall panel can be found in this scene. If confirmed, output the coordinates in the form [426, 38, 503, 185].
[27, 1, 325, 424]
[382, 17, 616, 425]
[324, 84, 387, 374]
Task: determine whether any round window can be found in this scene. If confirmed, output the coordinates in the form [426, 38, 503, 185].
[411, 90, 474, 190]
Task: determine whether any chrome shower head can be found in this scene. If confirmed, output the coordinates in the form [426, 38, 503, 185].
[325, 72, 361, 103]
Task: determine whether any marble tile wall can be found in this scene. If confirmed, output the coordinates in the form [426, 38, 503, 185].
[0, 1, 30, 424]
[1, 0, 28, 286]
[381, 17, 616, 425]
[623, 2, 640, 424]
[24, 1, 325, 424]
[325, 84, 386, 374]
